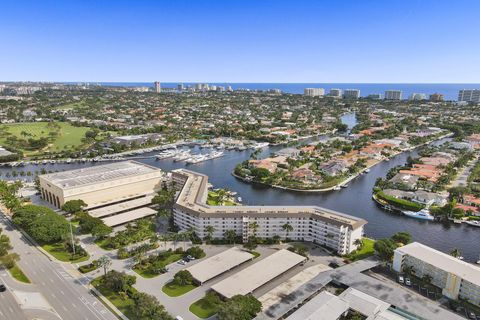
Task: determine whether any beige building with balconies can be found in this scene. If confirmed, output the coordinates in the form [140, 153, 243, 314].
[393, 242, 480, 306]
[172, 169, 366, 255]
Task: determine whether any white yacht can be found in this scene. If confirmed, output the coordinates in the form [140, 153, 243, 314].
[402, 209, 435, 221]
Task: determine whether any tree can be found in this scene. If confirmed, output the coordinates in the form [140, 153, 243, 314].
[450, 248, 461, 258]
[391, 232, 412, 245]
[61, 199, 87, 214]
[103, 270, 136, 294]
[0, 231, 12, 256]
[281, 223, 293, 239]
[374, 238, 396, 261]
[132, 292, 173, 320]
[223, 229, 237, 245]
[243, 238, 258, 251]
[248, 221, 259, 238]
[204, 225, 215, 242]
[0, 253, 19, 269]
[91, 223, 113, 239]
[174, 270, 193, 286]
[353, 239, 363, 250]
[217, 295, 262, 320]
[97, 255, 112, 276]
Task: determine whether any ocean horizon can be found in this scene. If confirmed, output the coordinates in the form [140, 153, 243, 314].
[81, 82, 480, 101]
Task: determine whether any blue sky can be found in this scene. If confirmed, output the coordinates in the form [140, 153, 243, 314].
[1, 0, 479, 83]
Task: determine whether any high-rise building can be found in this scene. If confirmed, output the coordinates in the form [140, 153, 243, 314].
[304, 88, 325, 97]
[409, 93, 426, 101]
[194, 83, 202, 91]
[226, 85, 233, 92]
[343, 89, 361, 99]
[154, 81, 161, 93]
[329, 88, 342, 97]
[217, 86, 225, 92]
[385, 90, 402, 100]
[429, 93, 444, 102]
[177, 83, 184, 91]
[458, 89, 480, 103]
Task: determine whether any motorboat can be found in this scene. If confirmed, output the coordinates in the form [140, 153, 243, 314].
[402, 209, 435, 221]
[465, 220, 480, 227]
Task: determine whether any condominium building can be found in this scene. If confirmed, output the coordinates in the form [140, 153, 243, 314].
[304, 88, 325, 97]
[385, 90, 402, 100]
[458, 89, 480, 103]
[343, 89, 361, 99]
[171, 169, 366, 255]
[393, 242, 480, 306]
[329, 88, 342, 98]
[429, 93, 444, 102]
[367, 93, 382, 100]
[154, 81, 161, 93]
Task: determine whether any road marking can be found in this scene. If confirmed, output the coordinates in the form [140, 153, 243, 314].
[72, 303, 77, 308]
[8, 307, 13, 313]
[49, 278, 54, 283]
[51, 293, 56, 298]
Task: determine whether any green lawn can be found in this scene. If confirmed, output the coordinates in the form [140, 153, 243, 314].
[91, 277, 136, 319]
[346, 238, 375, 261]
[8, 264, 30, 283]
[132, 253, 183, 278]
[207, 191, 238, 206]
[42, 242, 89, 263]
[189, 294, 222, 318]
[0, 122, 90, 156]
[162, 281, 197, 297]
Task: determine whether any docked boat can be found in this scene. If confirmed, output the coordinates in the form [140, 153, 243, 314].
[237, 197, 242, 202]
[364, 168, 370, 173]
[466, 220, 480, 227]
[156, 150, 176, 160]
[173, 151, 191, 162]
[340, 183, 348, 188]
[402, 209, 435, 221]
[208, 151, 224, 159]
[333, 186, 341, 191]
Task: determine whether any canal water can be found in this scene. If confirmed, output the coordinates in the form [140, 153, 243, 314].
[1, 114, 479, 261]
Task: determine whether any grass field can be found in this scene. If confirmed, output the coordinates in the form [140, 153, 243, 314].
[132, 253, 183, 278]
[162, 281, 197, 297]
[346, 238, 376, 261]
[189, 294, 223, 318]
[8, 264, 30, 283]
[0, 122, 90, 156]
[42, 242, 90, 263]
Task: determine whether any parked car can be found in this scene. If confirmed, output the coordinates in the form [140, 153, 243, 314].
[176, 316, 184, 320]
[328, 262, 339, 268]
[187, 255, 195, 261]
[469, 312, 476, 319]
[177, 260, 186, 265]
[405, 278, 411, 286]
[398, 275, 404, 284]
[0, 284, 6, 292]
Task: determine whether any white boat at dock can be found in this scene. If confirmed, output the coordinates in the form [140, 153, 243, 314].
[402, 209, 435, 221]
[465, 220, 480, 227]
[173, 151, 192, 162]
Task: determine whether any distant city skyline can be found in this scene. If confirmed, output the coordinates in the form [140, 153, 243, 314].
[1, 0, 480, 83]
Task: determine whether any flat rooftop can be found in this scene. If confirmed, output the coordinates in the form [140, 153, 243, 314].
[286, 291, 349, 320]
[89, 195, 155, 218]
[102, 207, 156, 227]
[186, 247, 254, 284]
[211, 249, 306, 299]
[40, 161, 161, 189]
[397, 242, 480, 287]
[173, 169, 366, 229]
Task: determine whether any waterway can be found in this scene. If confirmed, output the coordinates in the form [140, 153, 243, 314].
[1, 113, 479, 261]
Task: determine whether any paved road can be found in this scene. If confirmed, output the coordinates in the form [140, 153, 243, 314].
[451, 156, 478, 188]
[0, 214, 118, 320]
[0, 275, 28, 320]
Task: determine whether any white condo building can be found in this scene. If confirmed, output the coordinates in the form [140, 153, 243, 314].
[343, 89, 361, 99]
[385, 90, 402, 100]
[154, 81, 161, 93]
[458, 89, 480, 103]
[171, 169, 366, 255]
[304, 88, 325, 97]
[393, 242, 480, 306]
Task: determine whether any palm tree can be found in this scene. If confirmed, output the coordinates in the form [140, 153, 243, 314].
[282, 223, 294, 240]
[223, 229, 237, 245]
[249, 221, 260, 238]
[204, 226, 215, 242]
[450, 248, 461, 258]
[353, 239, 363, 250]
[216, 189, 227, 205]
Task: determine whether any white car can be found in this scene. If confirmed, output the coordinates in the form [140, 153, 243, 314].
[398, 275, 404, 284]
[405, 278, 411, 286]
[176, 316, 184, 320]
[177, 260, 186, 265]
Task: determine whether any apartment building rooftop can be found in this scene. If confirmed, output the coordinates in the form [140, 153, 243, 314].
[396, 242, 480, 287]
[40, 161, 160, 189]
[172, 169, 366, 230]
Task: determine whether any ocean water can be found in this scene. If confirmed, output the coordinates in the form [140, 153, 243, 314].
[94, 82, 480, 101]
